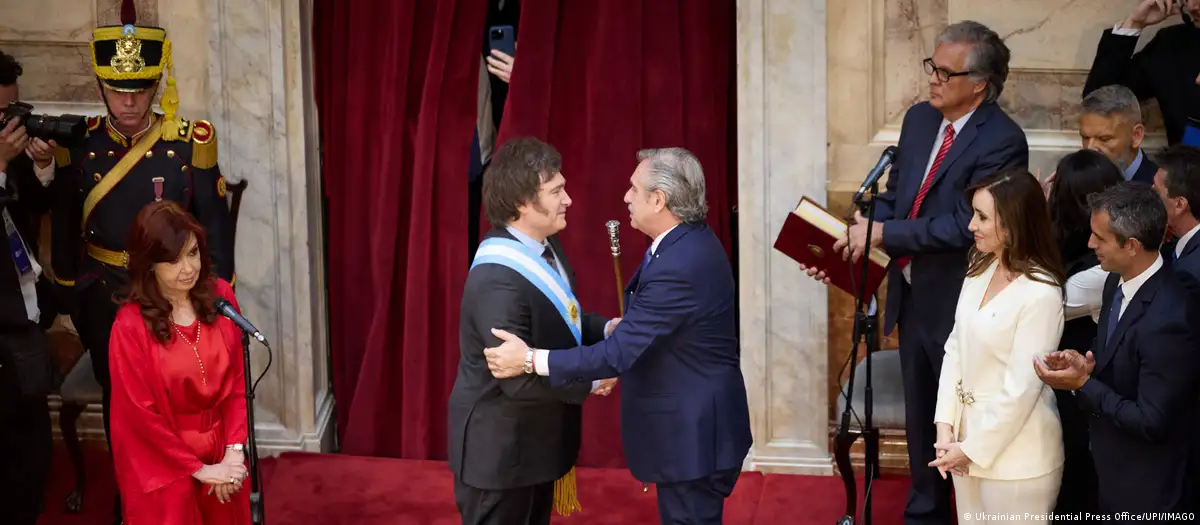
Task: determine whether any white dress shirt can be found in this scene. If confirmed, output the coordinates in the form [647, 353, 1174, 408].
[903, 109, 976, 283]
[934, 260, 1065, 479]
[1175, 223, 1200, 259]
[1114, 255, 1162, 320]
[532, 224, 680, 377]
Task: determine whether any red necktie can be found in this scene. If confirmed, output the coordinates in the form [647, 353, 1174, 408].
[896, 124, 955, 271]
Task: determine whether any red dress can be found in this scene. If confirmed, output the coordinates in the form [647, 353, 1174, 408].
[109, 278, 251, 525]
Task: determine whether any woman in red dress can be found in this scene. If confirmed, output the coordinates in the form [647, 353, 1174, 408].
[108, 201, 251, 524]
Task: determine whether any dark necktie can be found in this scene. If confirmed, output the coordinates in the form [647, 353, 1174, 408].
[540, 245, 559, 275]
[640, 248, 653, 272]
[1105, 285, 1125, 348]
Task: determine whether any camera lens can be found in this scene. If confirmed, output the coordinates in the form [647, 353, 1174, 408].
[25, 114, 87, 147]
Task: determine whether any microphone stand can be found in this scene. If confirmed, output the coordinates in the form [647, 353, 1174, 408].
[241, 332, 265, 524]
[834, 181, 882, 525]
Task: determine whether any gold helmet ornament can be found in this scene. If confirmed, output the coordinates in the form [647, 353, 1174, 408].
[89, 1, 183, 141]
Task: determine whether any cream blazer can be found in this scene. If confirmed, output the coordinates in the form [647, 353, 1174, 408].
[934, 260, 1065, 480]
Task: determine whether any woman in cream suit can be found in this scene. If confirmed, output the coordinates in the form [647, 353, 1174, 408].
[929, 168, 1066, 524]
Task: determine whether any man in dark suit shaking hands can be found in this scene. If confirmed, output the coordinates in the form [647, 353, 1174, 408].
[1036, 183, 1199, 513]
[448, 137, 619, 525]
[483, 147, 752, 525]
[805, 20, 1028, 525]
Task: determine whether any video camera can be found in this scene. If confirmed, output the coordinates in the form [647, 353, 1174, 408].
[0, 102, 87, 147]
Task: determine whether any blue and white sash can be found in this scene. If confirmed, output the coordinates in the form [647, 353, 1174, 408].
[471, 237, 582, 344]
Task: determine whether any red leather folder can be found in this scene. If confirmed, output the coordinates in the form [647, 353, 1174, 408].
[773, 197, 890, 298]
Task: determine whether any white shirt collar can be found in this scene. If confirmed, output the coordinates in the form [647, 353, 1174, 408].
[649, 223, 680, 255]
[1119, 254, 1162, 300]
[942, 108, 975, 136]
[1176, 223, 1200, 258]
[505, 225, 548, 254]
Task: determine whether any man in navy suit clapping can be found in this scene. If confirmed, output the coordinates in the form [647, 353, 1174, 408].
[483, 147, 752, 525]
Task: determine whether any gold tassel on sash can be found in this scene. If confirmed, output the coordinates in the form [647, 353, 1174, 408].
[553, 467, 582, 516]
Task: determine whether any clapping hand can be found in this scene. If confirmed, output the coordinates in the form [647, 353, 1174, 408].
[1033, 349, 1094, 390]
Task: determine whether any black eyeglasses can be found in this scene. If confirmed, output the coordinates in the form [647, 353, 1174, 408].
[923, 58, 973, 83]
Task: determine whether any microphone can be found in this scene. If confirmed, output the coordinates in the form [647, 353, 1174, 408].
[214, 298, 268, 345]
[851, 146, 898, 205]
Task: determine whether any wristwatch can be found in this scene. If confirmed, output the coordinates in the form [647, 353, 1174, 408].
[226, 443, 245, 452]
[523, 349, 534, 374]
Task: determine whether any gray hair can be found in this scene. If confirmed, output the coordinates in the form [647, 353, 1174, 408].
[1081, 84, 1143, 125]
[1087, 182, 1167, 251]
[636, 147, 708, 223]
[936, 20, 1010, 104]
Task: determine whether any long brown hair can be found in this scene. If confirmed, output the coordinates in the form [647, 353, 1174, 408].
[123, 201, 218, 343]
[965, 168, 1066, 288]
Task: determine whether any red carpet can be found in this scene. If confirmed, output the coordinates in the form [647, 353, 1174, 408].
[39, 446, 909, 524]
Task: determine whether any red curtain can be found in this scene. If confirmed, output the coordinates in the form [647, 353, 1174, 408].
[497, 0, 737, 467]
[314, 0, 487, 458]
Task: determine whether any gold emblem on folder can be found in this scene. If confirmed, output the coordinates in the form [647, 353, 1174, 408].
[808, 244, 825, 258]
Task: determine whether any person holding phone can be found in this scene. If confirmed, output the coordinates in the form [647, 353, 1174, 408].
[1083, 0, 1200, 146]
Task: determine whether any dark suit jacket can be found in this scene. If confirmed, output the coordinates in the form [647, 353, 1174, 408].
[1084, 25, 1200, 146]
[546, 222, 752, 484]
[1170, 230, 1200, 296]
[447, 228, 607, 490]
[0, 155, 52, 330]
[1129, 151, 1158, 185]
[872, 101, 1029, 341]
[1079, 266, 1199, 512]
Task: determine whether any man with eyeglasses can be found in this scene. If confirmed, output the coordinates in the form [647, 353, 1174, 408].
[802, 20, 1028, 525]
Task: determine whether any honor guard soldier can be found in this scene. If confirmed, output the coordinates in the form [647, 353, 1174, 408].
[42, 15, 235, 525]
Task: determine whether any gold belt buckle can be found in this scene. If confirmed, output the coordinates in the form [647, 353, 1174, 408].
[955, 379, 975, 406]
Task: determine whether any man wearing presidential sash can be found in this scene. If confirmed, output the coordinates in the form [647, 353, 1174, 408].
[39, 10, 235, 524]
[448, 137, 618, 525]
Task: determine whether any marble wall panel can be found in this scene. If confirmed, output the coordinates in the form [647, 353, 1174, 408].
[0, 1, 97, 42]
[3, 43, 99, 102]
[947, 0, 1174, 71]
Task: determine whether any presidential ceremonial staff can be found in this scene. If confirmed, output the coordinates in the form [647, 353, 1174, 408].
[606, 219, 652, 494]
[606, 220, 625, 312]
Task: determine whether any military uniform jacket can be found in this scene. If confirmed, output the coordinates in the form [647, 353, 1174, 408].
[49, 114, 235, 291]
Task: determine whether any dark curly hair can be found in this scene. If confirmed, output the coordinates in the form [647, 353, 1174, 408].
[122, 201, 219, 343]
[0, 50, 21, 86]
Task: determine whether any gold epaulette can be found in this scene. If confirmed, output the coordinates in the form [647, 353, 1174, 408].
[163, 117, 192, 143]
[190, 119, 218, 169]
[85, 116, 102, 133]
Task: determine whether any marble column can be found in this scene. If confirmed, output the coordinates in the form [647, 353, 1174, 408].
[158, 0, 334, 455]
[737, 0, 834, 475]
